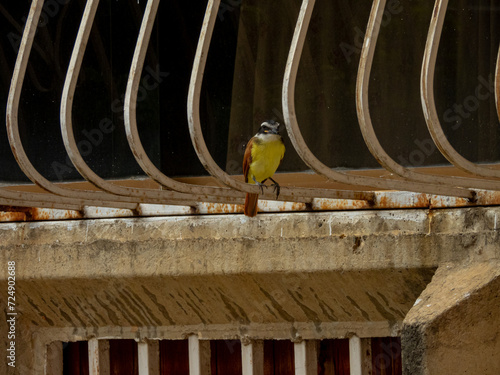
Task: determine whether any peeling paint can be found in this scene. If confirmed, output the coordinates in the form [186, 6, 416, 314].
[0, 206, 82, 222]
[2, 191, 500, 223]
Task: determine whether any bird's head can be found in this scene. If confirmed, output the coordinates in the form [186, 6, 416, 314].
[258, 120, 281, 135]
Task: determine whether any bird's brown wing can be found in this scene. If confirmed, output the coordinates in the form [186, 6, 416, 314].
[275, 136, 285, 171]
[242, 139, 253, 183]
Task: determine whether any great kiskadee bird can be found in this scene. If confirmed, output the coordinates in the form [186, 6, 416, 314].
[243, 120, 285, 217]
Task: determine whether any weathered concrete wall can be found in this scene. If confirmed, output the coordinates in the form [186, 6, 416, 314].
[0, 206, 499, 373]
[402, 261, 500, 375]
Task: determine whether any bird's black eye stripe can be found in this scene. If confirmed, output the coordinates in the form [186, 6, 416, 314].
[259, 122, 279, 134]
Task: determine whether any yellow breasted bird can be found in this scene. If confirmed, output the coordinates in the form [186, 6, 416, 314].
[243, 120, 285, 217]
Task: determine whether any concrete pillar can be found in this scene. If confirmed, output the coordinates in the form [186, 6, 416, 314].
[45, 341, 63, 375]
[402, 262, 500, 375]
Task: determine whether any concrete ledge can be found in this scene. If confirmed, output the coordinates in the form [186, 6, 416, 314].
[1, 207, 499, 280]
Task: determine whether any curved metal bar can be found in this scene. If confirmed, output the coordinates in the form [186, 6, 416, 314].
[496, 44, 500, 123]
[187, 0, 373, 202]
[356, 0, 497, 194]
[283, 0, 472, 198]
[421, 0, 500, 180]
[123, 0, 244, 200]
[5, 0, 138, 209]
[60, 0, 240, 205]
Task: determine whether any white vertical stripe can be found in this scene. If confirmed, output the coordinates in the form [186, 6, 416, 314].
[349, 336, 372, 375]
[88, 338, 110, 375]
[242, 340, 264, 375]
[138, 340, 160, 375]
[188, 335, 211, 375]
[294, 340, 317, 375]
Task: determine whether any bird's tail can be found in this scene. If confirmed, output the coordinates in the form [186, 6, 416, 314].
[244, 193, 259, 217]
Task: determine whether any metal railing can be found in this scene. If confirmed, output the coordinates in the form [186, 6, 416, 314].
[2, 0, 500, 219]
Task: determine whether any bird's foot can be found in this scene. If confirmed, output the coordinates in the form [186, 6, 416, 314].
[252, 176, 266, 195]
[252, 177, 280, 198]
[269, 178, 281, 199]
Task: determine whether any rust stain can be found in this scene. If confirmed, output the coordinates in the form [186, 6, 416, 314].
[345, 199, 371, 209]
[202, 203, 242, 214]
[314, 199, 369, 211]
[0, 206, 82, 222]
[0, 205, 20, 212]
[281, 202, 307, 211]
[430, 196, 468, 209]
[84, 207, 134, 218]
[2, 191, 500, 223]
[376, 195, 390, 207]
[433, 3, 440, 18]
[476, 191, 500, 207]
[375, 194, 430, 209]
[0, 211, 26, 222]
[415, 194, 431, 208]
[31, 208, 83, 221]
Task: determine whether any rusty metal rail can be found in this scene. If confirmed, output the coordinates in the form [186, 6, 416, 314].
[421, 0, 500, 181]
[60, 0, 241, 206]
[6, 0, 138, 210]
[1, 0, 500, 221]
[284, 0, 472, 199]
[123, 0, 248, 202]
[358, 0, 500, 192]
[187, 0, 369, 203]
[496, 45, 500, 123]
